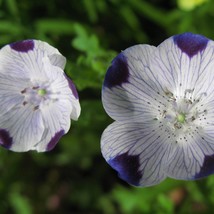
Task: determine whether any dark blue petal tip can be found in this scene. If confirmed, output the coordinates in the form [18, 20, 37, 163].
[0, 129, 13, 149]
[64, 74, 79, 99]
[46, 130, 65, 151]
[194, 154, 214, 179]
[10, 40, 35, 52]
[104, 53, 129, 89]
[173, 32, 209, 57]
[108, 152, 142, 186]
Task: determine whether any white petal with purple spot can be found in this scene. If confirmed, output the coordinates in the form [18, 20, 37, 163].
[101, 32, 214, 186]
[151, 33, 214, 100]
[101, 121, 170, 186]
[102, 45, 165, 122]
[41, 56, 81, 120]
[35, 99, 72, 152]
[0, 39, 80, 152]
[0, 104, 44, 151]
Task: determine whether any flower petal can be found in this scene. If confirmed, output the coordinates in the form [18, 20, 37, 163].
[31, 58, 80, 152]
[0, 104, 44, 152]
[151, 32, 214, 99]
[173, 32, 208, 58]
[10, 40, 66, 69]
[34, 40, 66, 69]
[101, 121, 173, 187]
[46, 130, 65, 151]
[64, 74, 80, 120]
[10, 40, 34, 52]
[0, 45, 30, 79]
[42, 56, 81, 120]
[195, 154, 214, 179]
[0, 73, 29, 116]
[32, 60, 80, 152]
[164, 133, 208, 180]
[35, 99, 72, 152]
[102, 45, 168, 122]
[0, 40, 66, 81]
[0, 129, 13, 149]
[193, 125, 214, 179]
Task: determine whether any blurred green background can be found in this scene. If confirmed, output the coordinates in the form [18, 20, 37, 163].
[0, 0, 214, 213]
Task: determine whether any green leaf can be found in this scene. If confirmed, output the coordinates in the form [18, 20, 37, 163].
[0, 21, 22, 33]
[9, 191, 32, 214]
[35, 19, 75, 35]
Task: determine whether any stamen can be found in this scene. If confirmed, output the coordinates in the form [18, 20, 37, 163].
[21, 88, 26, 94]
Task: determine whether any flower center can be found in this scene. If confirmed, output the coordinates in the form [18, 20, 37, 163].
[38, 89, 47, 96]
[177, 113, 185, 123]
[21, 84, 52, 110]
[155, 88, 208, 138]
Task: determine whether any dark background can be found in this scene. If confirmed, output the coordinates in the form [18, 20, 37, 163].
[0, 0, 213, 213]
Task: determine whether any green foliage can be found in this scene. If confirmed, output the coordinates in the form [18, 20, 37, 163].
[9, 186, 33, 214]
[70, 23, 116, 90]
[0, 0, 214, 213]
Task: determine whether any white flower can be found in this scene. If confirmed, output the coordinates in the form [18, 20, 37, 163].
[101, 32, 214, 187]
[0, 40, 80, 152]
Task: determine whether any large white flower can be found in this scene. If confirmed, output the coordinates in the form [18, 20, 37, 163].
[0, 40, 80, 152]
[101, 32, 214, 187]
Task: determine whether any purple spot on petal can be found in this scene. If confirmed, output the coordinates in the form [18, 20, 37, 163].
[46, 130, 65, 151]
[173, 32, 208, 57]
[194, 154, 214, 179]
[104, 53, 129, 88]
[10, 40, 34, 52]
[64, 74, 79, 99]
[0, 129, 13, 149]
[108, 152, 142, 186]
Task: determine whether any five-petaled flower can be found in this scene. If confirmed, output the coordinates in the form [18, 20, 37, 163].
[0, 40, 80, 152]
[101, 32, 214, 187]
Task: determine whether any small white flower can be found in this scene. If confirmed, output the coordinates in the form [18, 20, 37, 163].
[0, 40, 80, 152]
[101, 32, 214, 187]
